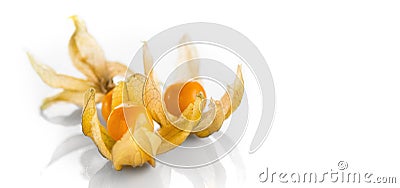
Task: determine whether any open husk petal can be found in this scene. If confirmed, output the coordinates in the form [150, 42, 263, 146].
[194, 99, 224, 137]
[110, 73, 146, 110]
[69, 15, 108, 83]
[112, 113, 161, 170]
[220, 65, 244, 119]
[142, 43, 167, 126]
[111, 81, 127, 110]
[30, 16, 134, 111]
[157, 96, 203, 154]
[82, 88, 115, 160]
[177, 34, 199, 78]
[27, 53, 94, 91]
[194, 65, 244, 137]
[125, 73, 146, 104]
[142, 42, 154, 76]
[41, 89, 104, 110]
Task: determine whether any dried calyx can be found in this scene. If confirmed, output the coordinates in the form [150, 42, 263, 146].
[28, 15, 132, 110]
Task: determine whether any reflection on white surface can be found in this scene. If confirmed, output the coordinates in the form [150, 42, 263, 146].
[80, 147, 108, 179]
[175, 161, 226, 188]
[40, 106, 107, 126]
[89, 162, 171, 188]
[47, 134, 92, 167]
[48, 133, 245, 188]
[45, 107, 245, 188]
[173, 133, 245, 188]
[40, 107, 83, 126]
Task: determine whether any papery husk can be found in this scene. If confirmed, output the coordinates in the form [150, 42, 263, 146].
[193, 65, 244, 137]
[69, 15, 108, 84]
[111, 81, 127, 110]
[82, 88, 115, 160]
[156, 96, 203, 154]
[111, 73, 146, 109]
[220, 65, 244, 119]
[142, 43, 167, 126]
[82, 87, 162, 170]
[107, 75, 161, 170]
[125, 73, 146, 104]
[112, 113, 161, 170]
[27, 53, 95, 91]
[178, 35, 199, 78]
[140, 42, 205, 153]
[194, 99, 224, 137]
[141, 62, 204, 153]
[29, 16, 132, 109]
[41, 89, 104, 110]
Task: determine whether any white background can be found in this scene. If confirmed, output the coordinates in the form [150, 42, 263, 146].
[1, 0, 400, 187]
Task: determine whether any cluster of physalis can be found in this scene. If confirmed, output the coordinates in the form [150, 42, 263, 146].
[29, 16, 244, 170]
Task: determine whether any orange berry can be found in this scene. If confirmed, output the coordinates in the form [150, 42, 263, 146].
[164, 81, 206, 116]
[101, 89, 113, 121]
[107, 105, 152, 141]
[179, 81, 206, 112]
[163, 82, 184, 116]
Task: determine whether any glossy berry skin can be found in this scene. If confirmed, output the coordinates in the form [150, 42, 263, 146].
[101, 89, 113, 121]
[107, 105, 152, 141]
[164, 81, 206, 116]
